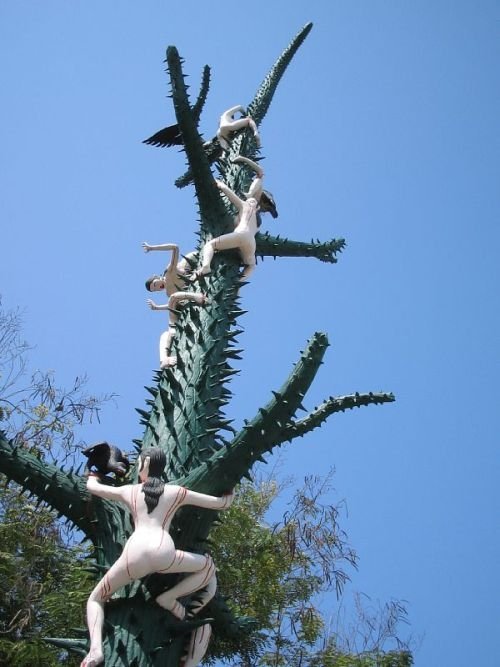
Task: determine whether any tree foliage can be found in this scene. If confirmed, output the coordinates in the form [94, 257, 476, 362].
[0, 299, 107, 666]
[210, 475, 412, 666]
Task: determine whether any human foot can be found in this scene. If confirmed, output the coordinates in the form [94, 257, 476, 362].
[80, 649, 104, 667]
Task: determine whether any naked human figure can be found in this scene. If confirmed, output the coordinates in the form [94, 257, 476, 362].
[143, 242, 196, 295]
[193, 153, 281, 281]
[193, 179, 260, 281]
[143, 243, 206, 367]
[216, 105, 260, 151]
[81, 447, 233, 667]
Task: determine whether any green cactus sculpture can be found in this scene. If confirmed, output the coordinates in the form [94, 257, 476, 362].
[0, 23, 395, 667]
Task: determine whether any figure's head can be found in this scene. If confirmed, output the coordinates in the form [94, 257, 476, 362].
[138, 447, 166, 482]
[145, 275, 165, 292]
[139, 448, 167, 513]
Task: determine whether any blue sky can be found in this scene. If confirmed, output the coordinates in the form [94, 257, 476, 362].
[1, 2, 498, 665]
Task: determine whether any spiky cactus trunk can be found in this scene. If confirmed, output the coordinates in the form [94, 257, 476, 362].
[0, 23, 395, 666]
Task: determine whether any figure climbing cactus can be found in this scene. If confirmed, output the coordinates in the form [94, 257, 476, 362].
[0, 23, 395, 667]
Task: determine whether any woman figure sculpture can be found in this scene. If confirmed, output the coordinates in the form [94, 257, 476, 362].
[81, 447, 234, 667]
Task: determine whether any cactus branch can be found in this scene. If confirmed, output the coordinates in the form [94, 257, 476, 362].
[278, 392, 396, 443]
[247, 22, 313, 126]
[192, 65, 211, 125]
[166, 46, 227, 229]
[178, 333, 330, 493]
[0, 431, 90, 533]
[256, 232, 346, 263]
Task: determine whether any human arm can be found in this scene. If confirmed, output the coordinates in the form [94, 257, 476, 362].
[215, 179, 244, 211]
[147, 299, 169, 311]
[179, 487, 234, 511]
[86, 473, 132, 505]
[233, 155, 264, 179]
[142, 242, 179, 272]
[221, 105, 245, 120]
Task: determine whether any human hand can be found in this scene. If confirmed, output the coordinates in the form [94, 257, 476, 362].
[146, 299, 157, 310]
[142, 242, 152, 253]
[222, 490, 235, 508]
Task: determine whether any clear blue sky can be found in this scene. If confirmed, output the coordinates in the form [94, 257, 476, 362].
[1, 2, 498, 665]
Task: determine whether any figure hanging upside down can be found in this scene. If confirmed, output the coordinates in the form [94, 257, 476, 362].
[193, 158, 277, 281]
[81, 447, 234, 667]
[143, 242, 207, 367]
[215, 105, 260, 151]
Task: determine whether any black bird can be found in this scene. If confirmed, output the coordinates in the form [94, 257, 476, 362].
[143, 123, 183, 148]
[82, 442, 130, 478]
[260, 190, 278, 219]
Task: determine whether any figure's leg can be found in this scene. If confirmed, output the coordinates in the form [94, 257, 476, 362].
[187, 572, 217, 618]
[216, 129, 230, 151]
[193, 232, 249, 280]
[155, 552, 215, 620]
[168, 291, 208, 312]
[190, 240, 215, 279]
[181, 623, 212, 667]
[239, 239, 257, 281]
[177, 251, 198, 276]
[81, 557, 134, 667]
[159, 328, 176, 368]
[246, 117, 261, 145]
[223, 117, 260, 146]
[226, 117, 260, 141]
[159, 293, 208, 367]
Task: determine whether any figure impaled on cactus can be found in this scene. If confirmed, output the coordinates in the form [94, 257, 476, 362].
[215, 105, 260, 151]
[82, 447, 234, 667]
[193, 171, 276, 282]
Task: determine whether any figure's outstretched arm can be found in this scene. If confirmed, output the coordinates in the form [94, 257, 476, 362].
[86, 474, 133, 505]
[179, 486, 234, 511]
[215, 179, 244, 210]
[142, 242, 179, 273]
[221, 105, 245, 120]
[147, 299, 169, 311]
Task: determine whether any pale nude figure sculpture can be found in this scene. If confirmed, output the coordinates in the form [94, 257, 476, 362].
[81, 447, 234, 667]
[143, 242, 207, 367]
[192, 157, 271, 281]
[216, 105, 260, 150]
